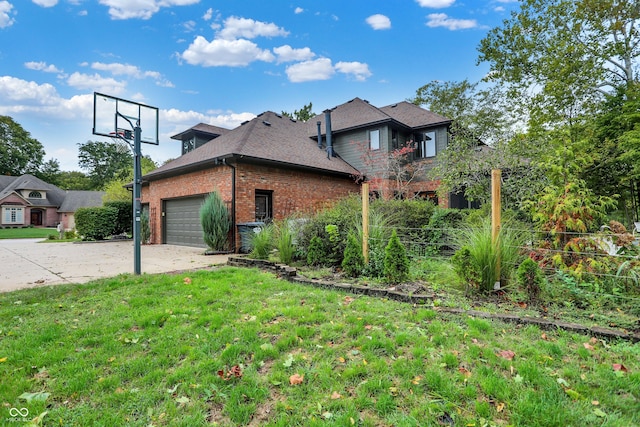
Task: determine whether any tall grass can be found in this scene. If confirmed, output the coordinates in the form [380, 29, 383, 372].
[249, 223, 274, 259]
[453, 218, 527, 293]
[274, 220, 295, 264]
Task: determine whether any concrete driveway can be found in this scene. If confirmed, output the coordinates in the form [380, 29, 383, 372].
[0, 239, 230, 293]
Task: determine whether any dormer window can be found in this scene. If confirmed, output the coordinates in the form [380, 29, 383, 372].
[28, 191, 42, 198]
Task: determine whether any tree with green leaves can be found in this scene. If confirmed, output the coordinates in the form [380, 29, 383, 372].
[0, 116, 46, 176]
[35, 158, 61, 186]
[102, 155, 157, 202]
[78, 140, 133, 190]
[56, 171, 92, 190]
[410, 80, 541, 208]
[282, 102, 314, 122]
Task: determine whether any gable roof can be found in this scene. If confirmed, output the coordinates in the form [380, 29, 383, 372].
[58, 191, 106, 213]
[379, 101, 450, 129]
[0, 174, 66, 207]
[308, 97, 451, 137]
[144, 111, 360, 181]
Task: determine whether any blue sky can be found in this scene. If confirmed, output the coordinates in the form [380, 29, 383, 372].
[0, 0, 520, 172]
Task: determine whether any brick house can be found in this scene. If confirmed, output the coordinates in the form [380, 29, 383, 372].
[0, 174, 104, 229]
[141, 97, 466, 249]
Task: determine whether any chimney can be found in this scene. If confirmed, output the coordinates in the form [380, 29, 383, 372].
[324, 109, 334, 158]
[316, 121, 322, 149]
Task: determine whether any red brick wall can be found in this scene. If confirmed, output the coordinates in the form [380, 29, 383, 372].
[141, 166, 232, 245]
[141, 162, 360, 248]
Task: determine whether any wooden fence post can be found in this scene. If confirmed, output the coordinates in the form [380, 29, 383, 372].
[492, 169, 502, 289]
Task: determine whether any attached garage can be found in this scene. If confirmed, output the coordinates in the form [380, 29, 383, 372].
[163, 196, 206, 248]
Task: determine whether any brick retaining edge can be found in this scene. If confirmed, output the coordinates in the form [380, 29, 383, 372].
[227, 256, 640, 343]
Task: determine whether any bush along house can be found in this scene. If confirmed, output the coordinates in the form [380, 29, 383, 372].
[140, 97, 472, 250]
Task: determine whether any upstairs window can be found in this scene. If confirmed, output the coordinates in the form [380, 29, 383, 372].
[369, 129, 380, 150]
[28, 191, 42, 198]
[415, 131, 436, 158]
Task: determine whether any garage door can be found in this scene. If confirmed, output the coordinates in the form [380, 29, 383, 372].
[164, 196, 206, 247]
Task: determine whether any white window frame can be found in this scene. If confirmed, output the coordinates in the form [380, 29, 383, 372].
[369, 129, 380, 150]
[3, 207, 24, 224]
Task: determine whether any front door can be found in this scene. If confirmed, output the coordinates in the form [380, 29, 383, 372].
[30, 210, 42, 226]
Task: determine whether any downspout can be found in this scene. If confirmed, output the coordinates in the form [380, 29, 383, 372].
[324, 109, 334, 158]
[222, 158, 237, 252]
[316, 121, 322, 149]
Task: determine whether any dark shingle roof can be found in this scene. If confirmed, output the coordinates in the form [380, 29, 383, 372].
[170, 123, 230, 140]
[379, 101, 450, 129]
[145, 111, 359, 180]
[0, 174, 65, 207]
[308, 98, 392, 136]
[58, 191, 106, 212]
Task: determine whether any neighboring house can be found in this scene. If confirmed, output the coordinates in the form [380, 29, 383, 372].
[0, 174, 104, 229]
[58, 191, 107, 230]
[141, 97, 472, 250]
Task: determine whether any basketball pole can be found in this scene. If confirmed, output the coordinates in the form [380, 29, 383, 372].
[133, 125, 142, 275]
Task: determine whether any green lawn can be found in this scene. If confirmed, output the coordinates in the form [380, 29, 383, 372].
[0, 227, 57, 239]
[1, 267, 638, 426]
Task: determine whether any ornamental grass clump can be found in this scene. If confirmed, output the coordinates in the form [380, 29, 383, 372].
[200, 191, 231, 251]
[274, 220, 295, 264]
[250, 223, 274, 260]
[452, 218, 526, 294]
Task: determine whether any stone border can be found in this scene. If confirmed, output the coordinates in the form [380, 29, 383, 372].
[227, 256, 640, 343]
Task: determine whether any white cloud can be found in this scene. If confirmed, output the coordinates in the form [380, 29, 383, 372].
[181, 36, 275, 67]
[426, 13, 477, 30]
[217, 16, 289, 40]
[32, 0, 58, 6]
[366, 14, 391, 30]
[25, 61, 63, 73]
[67, 72, 127, 94]
[203, 7, 213, 21]
[0, 76, 95, 121]
[0, 1, 15, 28]
[90, 62, 174, 87]
[335, 61, 372, 81]
[294, 7, 303, 14]
[98, 0, 200, 20]
[273, 45, 314, 64]
[416, 0, 455, 7]
[162, 108, 255, 133]
[183, 20, 196, 32]
[285, 58, 335, 83]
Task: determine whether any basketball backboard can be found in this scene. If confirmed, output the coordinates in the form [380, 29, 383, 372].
[93, 92, 159, 145]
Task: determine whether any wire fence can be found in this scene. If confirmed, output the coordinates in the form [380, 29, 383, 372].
[378, 224, 640, 306]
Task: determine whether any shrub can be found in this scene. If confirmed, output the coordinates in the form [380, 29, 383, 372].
[342, 231, 364, 277]
[200, 191, 231, 251]
[104, 200, 132, 235]
[306, 236, 325, 266]
[141, 210, 151, 244]
[250, 224, 273, 260]
[451, 246, 480, 293]
[358, 210, 393, 278]
[383, 229, 410, 284]
[64, 230, 77, 240]
[75, 206, 118, 240]
[516, 257, 545, 303]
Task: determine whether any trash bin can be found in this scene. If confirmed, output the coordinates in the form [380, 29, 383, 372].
[237, 222, 265, 253]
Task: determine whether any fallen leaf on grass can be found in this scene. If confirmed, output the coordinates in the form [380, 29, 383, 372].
[175, 396, 190, 405]
[289, 373, 304, 385]
[0, 357, 6, 363]
[18, 391, 50, 402]
[497, 350, 515, 360]
[183, 277, 191, 284]
[583, 342, 595, 351]
[217, 365, 243, 381]
[343, 296, 354, 305]
[330, 391, 342, 399]
[612, 364, 628, 372]
[593, 408, 607, 418]
[458, 367, 472, 378]
[541, 333, 548, 340]
[496, 402, 505, 413]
